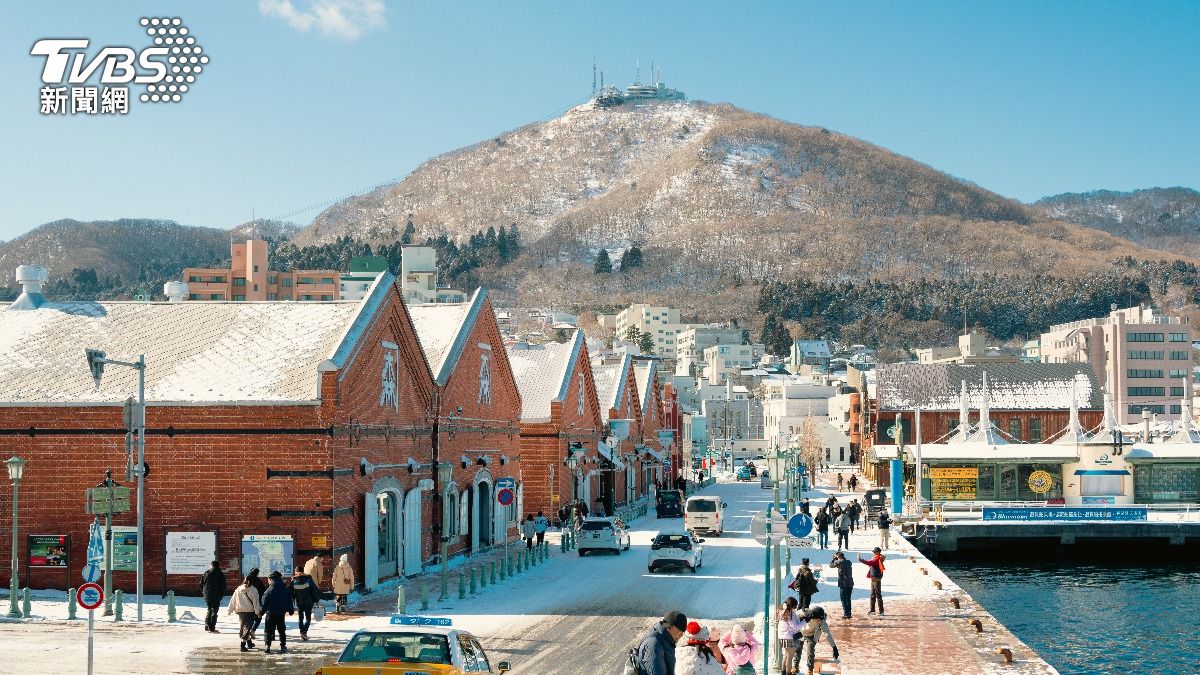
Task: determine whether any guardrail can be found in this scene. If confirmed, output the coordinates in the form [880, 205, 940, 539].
[910, 500, 1198, 521]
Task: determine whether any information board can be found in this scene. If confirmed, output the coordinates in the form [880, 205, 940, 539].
[104, 526, 139, 572]
[931, 477, 977, 500]
[165, 531, 217, 575]
[241, 534, 294, 575]
[28, 535, 69, 567]
[982, 507, 1147, 522]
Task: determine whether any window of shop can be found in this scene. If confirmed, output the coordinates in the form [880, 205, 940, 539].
[1081, 474, 1123, 497]
[1007, 418, 1021, 441]
[1134, 465, 1200, 504]
[1029, 418, 1042, 442]
[977, 465, 995, 498]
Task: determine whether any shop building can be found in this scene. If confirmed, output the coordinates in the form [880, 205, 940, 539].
[590, 354, 644, 516]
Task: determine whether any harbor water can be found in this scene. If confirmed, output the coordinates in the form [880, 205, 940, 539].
[939, 556, 1200, 674]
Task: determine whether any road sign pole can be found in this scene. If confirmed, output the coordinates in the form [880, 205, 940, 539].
[87, 606, 94, 675]
[136, 355, 145, 622]
[763, 505, 771, 675]
[104, 471, 113, 616]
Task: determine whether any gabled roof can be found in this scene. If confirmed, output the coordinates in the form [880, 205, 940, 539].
[794, 339, 831, 358]
[590, 354, 631, 422]
[876, 362, 1101, 411]
[506, 331, 583, 422]
[0, 273, 396, 404]
[633, 362, 658, 414]
[407, 288, 486, 386]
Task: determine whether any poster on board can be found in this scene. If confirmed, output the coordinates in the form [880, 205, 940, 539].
[28, 535, 69, 567]
[107, 526, 139, 571]
[165, 531, 217, 575]
[241, 534, 294, 575]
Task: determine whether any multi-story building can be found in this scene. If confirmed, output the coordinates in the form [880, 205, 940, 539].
[761, 380, 837, 450]
[340, 256, 389, 301]
[915, 331, 1019, 365]
[703, 343, 755, 384]
[1040, 305, 1192, 423]
[614, 303, 689, 358]
[675, 325, 743, 376]
[183, 238, 339, 301]
[789, 339, 832, 371]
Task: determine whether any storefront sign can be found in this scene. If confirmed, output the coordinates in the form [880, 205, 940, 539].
[165, 531, 217, 575]
[1027, 470, 1054, 494]
[982, 507, 1147, 522]
[311, 535, 328, 549]
[929, 467, 978, 479]
[1082, 496, 1115, 505]
[241, 534, 294, 575]
[28, 535, 69, 567]
[931, 477, 976, 500]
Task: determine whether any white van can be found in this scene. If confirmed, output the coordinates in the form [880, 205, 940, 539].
[684, 496, 727, 536]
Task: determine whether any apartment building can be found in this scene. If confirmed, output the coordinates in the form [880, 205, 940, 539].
[340, 256, 388, 301]
[675, 324, 743, 375]
[703, 343, 755, 385]
[182, 239, 339, 301]
[615, 303, 688, 358]
[1040, 305, 1192, 423]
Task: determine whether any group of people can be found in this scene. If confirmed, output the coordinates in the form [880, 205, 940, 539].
[632, 610, 765, 675]
[520, 511, 550, 548]
[811, 495, 863, 551]
[197, 553, 357, 653]
[834, 472, 859, 492]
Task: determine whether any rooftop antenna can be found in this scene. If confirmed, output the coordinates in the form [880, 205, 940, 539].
[651, 59, 656, 84]
[592, 57, 597, 96]
[635, 57, 640, 84]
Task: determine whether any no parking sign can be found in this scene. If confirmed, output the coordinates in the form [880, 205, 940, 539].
[78, 582, 103, 611]
[496, 477, 516, 506]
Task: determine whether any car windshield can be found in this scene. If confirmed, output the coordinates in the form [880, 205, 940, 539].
[687, 500, 717, 513]
[581, 521, 613, 531]
[653, 534, 691, 548]
[341, 632, 452, 664]
[659, 492, 680, 502]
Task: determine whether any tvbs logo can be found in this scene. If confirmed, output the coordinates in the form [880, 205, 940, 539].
[31, 17, 207, 115]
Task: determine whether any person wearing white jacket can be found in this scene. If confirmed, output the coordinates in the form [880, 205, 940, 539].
[676, 621, 727, 675]
[227, 576, 262, 652]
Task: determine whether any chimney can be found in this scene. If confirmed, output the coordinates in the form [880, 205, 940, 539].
[164, 281, 188, 302]
[9, 265, 49, 310]
[1141, 409, 1151, 442]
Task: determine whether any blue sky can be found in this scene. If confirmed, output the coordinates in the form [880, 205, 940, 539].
[2, 1, 1198, 242]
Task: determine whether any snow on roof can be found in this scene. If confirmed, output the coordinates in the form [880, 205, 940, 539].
[634, 362, 657, 414]
[407, 289, 484, 385]
[590, 356, 629, 421]
[793, 339, 831, 358]
[505, 332, 581, 422]
[0, 297, 370, 404]
[876, 363, 1101, 411]
[1124, 444, 1200, 461]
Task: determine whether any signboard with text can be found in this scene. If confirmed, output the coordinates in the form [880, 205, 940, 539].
[106, 526, 139, 571]
[241, 534, 294, 575]
[930, 467, 977, 500]
[28, 535, 69, 567]
[165, 531, 217, 575]
[982, 507, 1147, 522]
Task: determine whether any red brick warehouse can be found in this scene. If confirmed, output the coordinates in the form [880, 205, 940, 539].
[0, 271, 435, 595]
[590, 353, 646, 516]
[506, 330, 603, 524]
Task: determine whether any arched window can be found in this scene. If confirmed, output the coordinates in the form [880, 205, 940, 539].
[443, 483, 461, 538]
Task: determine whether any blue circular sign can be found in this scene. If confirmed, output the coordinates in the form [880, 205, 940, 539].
[787, 513, 814, 538]
[497, 488, 515, 506]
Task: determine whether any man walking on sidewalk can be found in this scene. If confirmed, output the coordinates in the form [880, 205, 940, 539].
[834, 510, 851, 551]
[259, 571, 295, 654]
[859, 547, 886, 615]
[200, 560, 226, 633]
[534, 511, 549, 545]
[830, 552, 854, 619]
[878, 510, 893, 550]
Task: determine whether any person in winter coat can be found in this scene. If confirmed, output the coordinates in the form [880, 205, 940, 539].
[834, 511, 851, 551]
[858, 547, 886, 615]
[824, 495, 837, 512]
[814, 508, 831, 550]
[200, 560, 227, 633]
[847, 500, 861, 533]
[259, 571, 295, 654]
[521, 514, 536, 549]
[676, 621, 727, 675]
[534, 511, 549, 545]
[877, 511, 893, 550]
[847, 474, 858, 492]
[302, 554, 324, 593]
[288, 567, 320, 640]
[829, 552, 855, 619]
[799, 498, 810, 516]
[717, 623, 760, 675]
[332, 554, 354, 613]
[777, 598, 806, 675]
[791, 558, 819, 609]
[637, 610, 688, 675]
[226, 576, 261, 652]
[245, 568, 267, 635]
[797, 606, 838, 675]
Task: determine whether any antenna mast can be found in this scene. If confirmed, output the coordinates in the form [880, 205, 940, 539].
[592, 58, 597, 96]
[635, 57, 640, 84]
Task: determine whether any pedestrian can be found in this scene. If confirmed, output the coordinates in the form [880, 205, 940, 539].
[717, 623, 760, 674]
[303, 554, 324, 593]
[829, 552, 854, 619]
[333, 553, 354, 613]
[557, 505, 568, 529]
[858, 547, 886, 615]
[226, 575, 261, 652]
[574, 510, 584, 531]
[799, 498, 810, 516]
[676, 621, 727, 675]
[675, 476, 686, 492]
[245, 568, 267, 637]
[877, 510, 893, 550]
[200, 560, 226, 633]
[635, 610, 688, 675]
[288, 566, 320, 640]
[834, 510, 850, 551]
[791, 558, 818, 609]
[824, 495, 837, 513]
[534, 511, 549, 545]
[777, 598, 805, 675]
[836, 472, 844, 491]
[848, 474, 858, 492]
[847, 500, 861, 534]
[521, 514, 536, 549]
[814, 508, 831, 550]
[259, 570, 295, 654]
[797, 606, 839, 675]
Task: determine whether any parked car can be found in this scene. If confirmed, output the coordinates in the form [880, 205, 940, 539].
[760, 470, 774, 489]
[736, 465, 753, 481]
[577, 517, 631, 555]
[656, 489, 684, 518]
[317, 618, 511, 674]
[647, 529, 704, 574]
[684, 496, 727, 536]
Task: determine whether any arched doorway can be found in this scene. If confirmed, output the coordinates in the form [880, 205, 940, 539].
[378, 492, 399, 578]
[477, 480, 493, 547]
[364, 476, 405, 589]
[402, 488, 422, 576]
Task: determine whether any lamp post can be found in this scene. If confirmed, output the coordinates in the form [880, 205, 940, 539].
[6, 456, 24, 619]
[436, 461, 453, 601]
[565, 452, 579, 528]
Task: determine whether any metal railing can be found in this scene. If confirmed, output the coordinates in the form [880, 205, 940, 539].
[917, 500, 1197, 521]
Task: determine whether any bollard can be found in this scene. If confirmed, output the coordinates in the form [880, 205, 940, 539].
[420, 583, 429, 611]
[560, 532, 567, 553]
[114, 590, 123, 622]
[996, 647, 1013, 664]
[933, 580, 942, 590]
[396, 585, 406, 614]
[458, 572, 466, 600]
[22, 588, 31, 618]
[543, 540, 550, 559]
[479, 564, 488, 589]
[489, 561, 496, 586]
[968, 618, 982, 633]
[506, 554, 514, 577]
[526, 548, 533, 568]
[469, 568, 478, 595]
[950, 597, 961, 609]
[68, 587, 78, 620]
[167, 590, 177, 622]
[499, 555, 507, 581]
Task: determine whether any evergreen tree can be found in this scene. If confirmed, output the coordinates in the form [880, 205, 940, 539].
[619, 245, 643, 270]
[497, 224, 511, 262]
[638, 330, 655, 354]
[593, 248, 613, 273]
[401, 219, 415, 244]
[508, 223, 521, 257]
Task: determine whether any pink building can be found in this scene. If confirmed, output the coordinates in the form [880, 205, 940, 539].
[183, 239, 340, 301]
[1040, 305, 1192, 423]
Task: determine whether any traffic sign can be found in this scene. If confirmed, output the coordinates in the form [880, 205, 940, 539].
[86, 486, 131, 515]
[497, 488, 515, 506]
[787, 513, 814, 538]
[750, 511, 789, 546]
[787, 537, 814, 548]
[78, 582, 104, 611]
[82, 563, 101, 583]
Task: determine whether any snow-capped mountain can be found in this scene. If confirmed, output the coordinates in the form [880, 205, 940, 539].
[1033, 188, 1200, 257]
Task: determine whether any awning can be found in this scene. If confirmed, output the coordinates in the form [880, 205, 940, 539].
[1073, 469, 1131, 475]
[597, 441, 625, 470]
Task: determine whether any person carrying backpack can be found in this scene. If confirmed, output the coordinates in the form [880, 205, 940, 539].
[834, 511, 851, 551]
[790, 558, 819, 609]
[797, 606, 838, 675]
[814, 508, 831, 550]
[717, 624, 760, 674]
[859, 547, 886, 615]
[626, 610, 688, 675]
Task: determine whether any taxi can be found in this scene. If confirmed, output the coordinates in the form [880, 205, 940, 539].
[316, 616, 511, 675]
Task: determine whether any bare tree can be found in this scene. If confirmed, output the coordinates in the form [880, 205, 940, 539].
[797, 414, 823, 480]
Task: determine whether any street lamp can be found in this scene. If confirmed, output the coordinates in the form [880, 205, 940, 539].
[6, 456, 25, 619]
[435, 461, 453, 601]
[564, 451, 580, 527]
